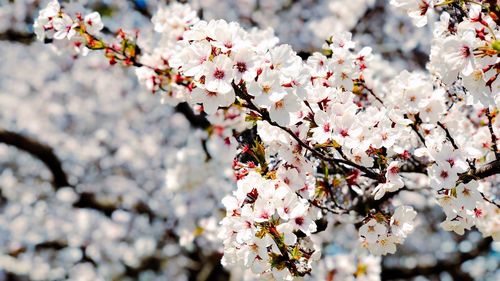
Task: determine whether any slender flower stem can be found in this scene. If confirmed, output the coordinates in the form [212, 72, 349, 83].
[438, 121, 459, 150]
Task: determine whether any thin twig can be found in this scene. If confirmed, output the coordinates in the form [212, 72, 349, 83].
[365, 86, 384, 106]
[409, 121, 427, 147]
[485, 108, 499, 159]
[480, 191, 500, 209]
[437, 121, 458, 150]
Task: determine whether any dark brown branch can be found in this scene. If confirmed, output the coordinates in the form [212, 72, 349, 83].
[437, 121, 458, 150]
[485, 108, 499, 159]
[72, 192, 120, 217]
[0, 30, 35, 44]
[3, 33, 211, 161]
[398, 156, 500, 207]
[401, 156, 500, 195]
[73, 193, 157, 220]
[300, 193, 346, 215]
[480, 191, 500, 209]
[364, 85, 385, 106]
[0, 129, 160, 218]
[459, 158, 500, 184]
[175, 102, 211, 129]
[0, 129, 70, 189]
[408, 120, 427, 147]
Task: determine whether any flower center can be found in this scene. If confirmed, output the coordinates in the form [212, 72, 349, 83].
[461, 46, 471, 58]
[274, 100, 284, 109]
[295, 217, 304, 226]
[323, 123, 330, 132]
[236, 62, 247, 73]
[354, 155, 362, 163]
[389, 166, 399, 175]
[214, 69, 225, 80]
[472, 70, 482, 81]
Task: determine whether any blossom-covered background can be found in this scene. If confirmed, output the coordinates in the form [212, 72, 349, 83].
[0, 0, 499, 280]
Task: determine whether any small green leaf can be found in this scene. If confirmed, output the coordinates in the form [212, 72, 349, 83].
[492, 40, 500, 52]
[291, 245, 301, 260]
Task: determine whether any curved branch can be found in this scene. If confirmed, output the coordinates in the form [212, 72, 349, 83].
[0, 129, 70, 189]
[459, 158, 500, 183]
[402, 157, 500, 185]
[0, 129, 163, 219]
[437, 121, 458, 150]
[175, 102, 211, 129]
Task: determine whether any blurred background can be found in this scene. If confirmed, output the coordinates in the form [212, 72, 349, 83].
[0, 0, 498, 280]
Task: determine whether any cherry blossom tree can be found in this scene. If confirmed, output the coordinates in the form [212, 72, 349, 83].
[0, 0, 499, 280]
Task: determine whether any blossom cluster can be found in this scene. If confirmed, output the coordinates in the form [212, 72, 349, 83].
[428, 3, 499, 107]
[359, 206, 417, 255]
[437, 179, 499, 239]
[29, 0, 500, 280]
[219, 171, 320, 279]
[34, 0, 103, 44]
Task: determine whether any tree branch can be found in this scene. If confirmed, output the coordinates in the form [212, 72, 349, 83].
[485, 108, 499, 159]
[401, 156, 500, 186]
[128, 0, 152, 18]
[459, 158, 500, 183]
[0, 30, 35, 44]
[175, 102, 211, 129]
[0, 129, 161, 218]
[437, 121, 458, 150]
[0, 129, 70, 189]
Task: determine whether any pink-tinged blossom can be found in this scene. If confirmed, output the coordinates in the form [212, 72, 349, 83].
[442, 31, 477, 76]
[29, 1, 500, 279]
[372, 161, 404, 200]
[83, 12, 103, 35]
[428, 162, 460, 190]
[390, 206, 417, 239]
[191, 87, 235, 114]
[33, 0, 60, 40]
[359, 219, 387, 243]
[247, 68, 282, 107]
[203, 55, 235, 94]
[52, 14, 77, 40]
[390, 0, 435, 27]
